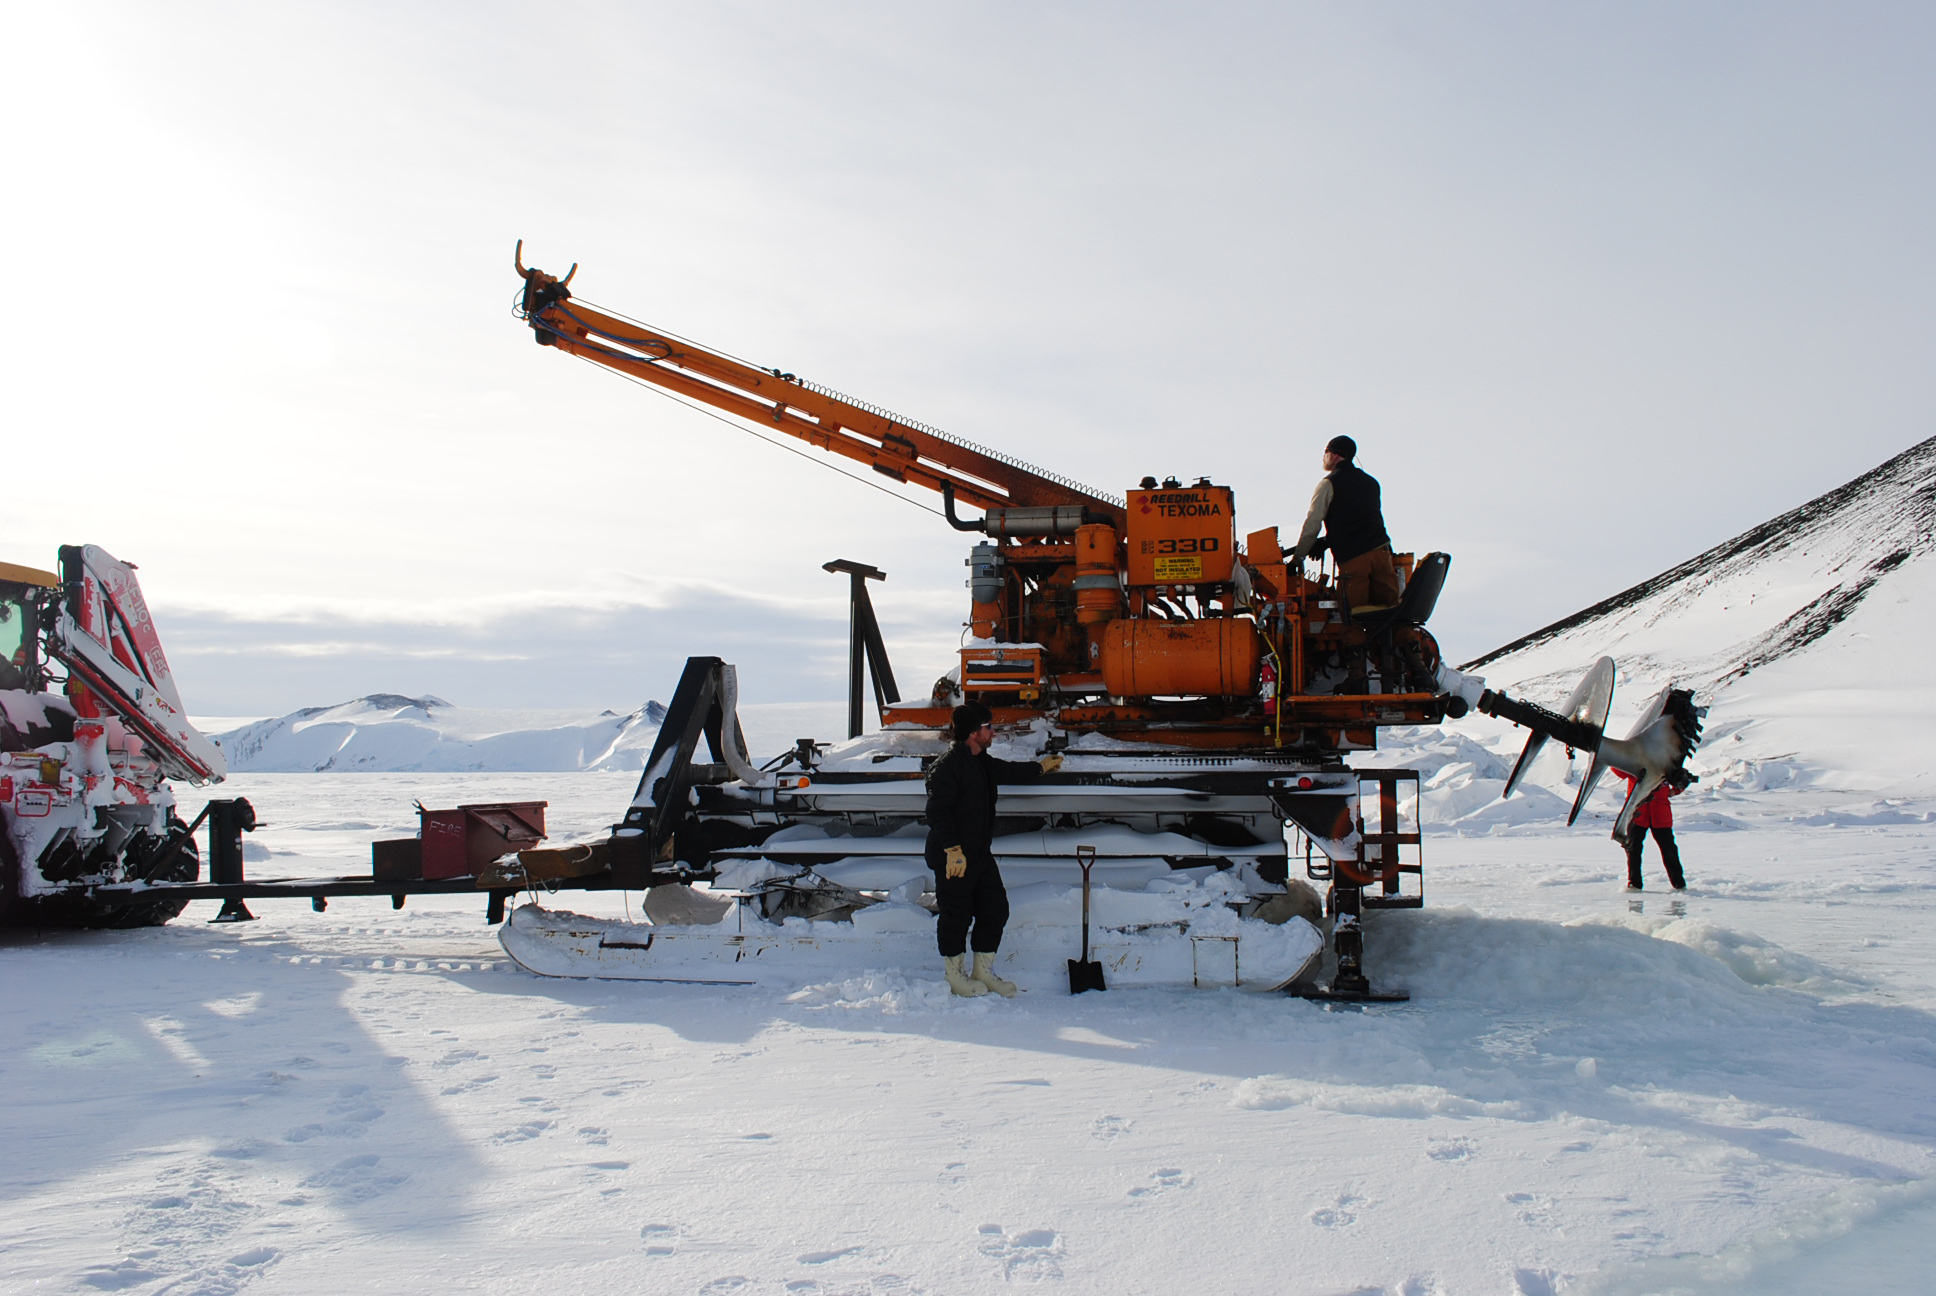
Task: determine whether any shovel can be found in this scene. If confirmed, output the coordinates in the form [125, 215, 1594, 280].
[1068, 845, 1107, 994]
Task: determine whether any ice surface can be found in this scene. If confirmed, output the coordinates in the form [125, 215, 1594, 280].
[7, 769, 1936, 1295]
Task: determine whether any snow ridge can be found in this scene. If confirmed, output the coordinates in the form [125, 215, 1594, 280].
[1466, 434, 1934, 682]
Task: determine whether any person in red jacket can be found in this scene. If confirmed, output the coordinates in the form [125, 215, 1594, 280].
[1612, 770, 1686, 890]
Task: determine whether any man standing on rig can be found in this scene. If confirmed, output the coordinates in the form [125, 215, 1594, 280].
[1288, 435, 1401, 613]
[925, 702, 1064, 997]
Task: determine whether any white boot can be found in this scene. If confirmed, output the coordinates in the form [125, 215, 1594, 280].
[972, 951, 1018, 997]
[943, 954, 989, 997]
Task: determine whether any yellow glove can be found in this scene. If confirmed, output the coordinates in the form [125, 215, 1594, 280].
[1038, 753, 1065, 774]
[944, 845, 967, 879]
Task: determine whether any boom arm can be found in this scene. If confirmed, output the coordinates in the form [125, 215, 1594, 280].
[514, 244, 1125, 525]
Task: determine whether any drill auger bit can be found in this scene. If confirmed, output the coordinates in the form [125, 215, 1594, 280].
[1470, 658, 1707, 845]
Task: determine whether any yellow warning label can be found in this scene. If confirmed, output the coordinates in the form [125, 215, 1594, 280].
[1153, 555, 1204, 582]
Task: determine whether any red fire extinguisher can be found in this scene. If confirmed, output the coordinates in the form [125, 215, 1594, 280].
[1259, 657, 1277, 699]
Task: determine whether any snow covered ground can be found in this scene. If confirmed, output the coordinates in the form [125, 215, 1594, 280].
[9, 442, 1934, 1292]
[6, 770, 1936, 1295]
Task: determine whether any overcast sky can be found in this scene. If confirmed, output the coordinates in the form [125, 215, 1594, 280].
[5, 1, 1932, 717]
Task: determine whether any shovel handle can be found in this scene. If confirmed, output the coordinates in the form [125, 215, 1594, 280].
[1076, 845, 1096, 962]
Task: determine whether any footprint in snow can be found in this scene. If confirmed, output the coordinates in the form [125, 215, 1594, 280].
[492, 1119, 555, 1144]
[1506, 1192, 1557, 1229]
[1513, 1267, 1563, 1296]
[208, 1139, 272, 1161]
[1310, 1193, 1365, 1228]
[1127, 1167, 1193, 1199]
[641, 1222, 681, 1256]
[1426, 1137, 1474, 1162]
[977, 1224, 1062, 1280]
[578, 1126, 611, 1145]
[439, 1073, 499, 1096]
[78, 1258, 163, 1291]
[797, 1246, 863, 1264]
[1090, 1115, 1132, 1140]
[283, 1087, 386, 1142]
[302, 1154, 407, 1203]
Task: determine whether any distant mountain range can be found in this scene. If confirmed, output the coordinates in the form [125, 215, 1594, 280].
[214, 696, 668, 772]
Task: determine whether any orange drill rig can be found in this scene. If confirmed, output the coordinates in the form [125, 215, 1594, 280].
[514, 244, 1460, 749]
[506, 246, 1580, 1000]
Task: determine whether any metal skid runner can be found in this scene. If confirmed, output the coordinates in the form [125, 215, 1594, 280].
[1296, 768, 1422, 1004]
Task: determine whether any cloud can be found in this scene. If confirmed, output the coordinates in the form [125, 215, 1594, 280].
[155, 581, 962, 715]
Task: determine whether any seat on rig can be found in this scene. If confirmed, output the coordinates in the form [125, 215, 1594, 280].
[1352, 551, 1450, 636]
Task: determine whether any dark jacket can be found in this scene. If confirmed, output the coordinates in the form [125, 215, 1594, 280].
[924, 742, 1043, 861]
[1324, 463, 1392, 564]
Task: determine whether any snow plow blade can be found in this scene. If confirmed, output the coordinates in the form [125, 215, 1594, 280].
[499, 902, 1322, 993]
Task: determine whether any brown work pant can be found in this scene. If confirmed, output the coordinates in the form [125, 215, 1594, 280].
[1339, 545, 1401, 612]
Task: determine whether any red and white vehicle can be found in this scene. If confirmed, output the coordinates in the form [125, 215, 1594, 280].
[0, 545, 225, 926]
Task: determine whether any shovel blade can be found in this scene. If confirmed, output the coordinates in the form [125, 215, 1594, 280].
[1068, 958, 1107, 994]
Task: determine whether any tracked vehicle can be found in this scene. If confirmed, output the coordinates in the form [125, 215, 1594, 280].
[1, 547, 226, 927]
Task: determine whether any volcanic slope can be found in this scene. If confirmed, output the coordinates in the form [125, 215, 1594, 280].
[1460, 434, 1936, 794]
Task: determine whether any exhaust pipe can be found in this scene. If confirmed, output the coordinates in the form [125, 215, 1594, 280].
[1473, 657, 1706, 844]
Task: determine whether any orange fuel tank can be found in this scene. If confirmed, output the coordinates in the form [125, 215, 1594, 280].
[1099, 618, 1261, 698]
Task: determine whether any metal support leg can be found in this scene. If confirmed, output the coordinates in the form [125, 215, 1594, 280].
[822, 560, 899, 739]
[1331, 884, 1369, 996]
[206, 798, 259, 924]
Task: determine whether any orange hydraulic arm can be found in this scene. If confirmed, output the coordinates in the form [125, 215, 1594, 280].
[515, 244, 1125, 525]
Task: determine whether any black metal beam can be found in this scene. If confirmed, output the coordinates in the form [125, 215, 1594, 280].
[620, 656, 728, 858]
[822, 560, 897, 739]
[1475, 690, 1603, 752]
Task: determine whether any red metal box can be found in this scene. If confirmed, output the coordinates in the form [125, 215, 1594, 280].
[418, 801, 548, 880]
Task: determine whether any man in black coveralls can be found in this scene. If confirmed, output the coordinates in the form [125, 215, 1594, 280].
[925, 701, 1063, 997]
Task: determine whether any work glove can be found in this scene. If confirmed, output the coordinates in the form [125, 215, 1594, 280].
[944, 845, 967, 879]
[1038, 753, 1065, 774]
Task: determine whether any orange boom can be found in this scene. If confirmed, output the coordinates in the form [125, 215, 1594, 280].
[513, 244, 1460, 754]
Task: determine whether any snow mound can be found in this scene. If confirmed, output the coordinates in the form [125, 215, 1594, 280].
[1379, 907, 1861, 1011]
[783, 972, 964, 1013]
[1232, 1077, 1528, 1120]
[1585, 914, 1866, 996]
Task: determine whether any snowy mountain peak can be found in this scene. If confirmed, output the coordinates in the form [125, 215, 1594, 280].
[1460, 434, 1936, 792]
[1469, 434, 1934, 683]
